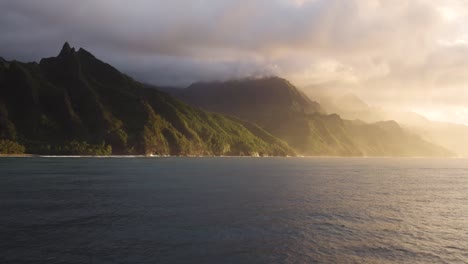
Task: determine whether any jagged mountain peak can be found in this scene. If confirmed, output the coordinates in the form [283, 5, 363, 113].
[56, 42, 96, 60]
[0, 43, 294, 156]
[58, 42, 75, 57]
[0, 42, 453, 157]
[77, 47, 95, 58]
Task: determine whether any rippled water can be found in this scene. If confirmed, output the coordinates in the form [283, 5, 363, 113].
[1, 157, 467, 263]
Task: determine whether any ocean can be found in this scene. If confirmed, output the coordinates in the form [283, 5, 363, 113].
[1, 157, 467, 263]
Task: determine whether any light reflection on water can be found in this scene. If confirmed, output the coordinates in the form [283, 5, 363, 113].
[0, 157, 467, 263]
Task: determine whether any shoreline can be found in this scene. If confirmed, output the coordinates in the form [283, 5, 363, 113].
[0, 154, 465, 159]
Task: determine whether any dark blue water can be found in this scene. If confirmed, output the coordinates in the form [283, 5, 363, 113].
[1, 157, 467, 263]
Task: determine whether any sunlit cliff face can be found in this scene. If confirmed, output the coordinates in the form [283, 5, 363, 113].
[0, 0, 467, 124]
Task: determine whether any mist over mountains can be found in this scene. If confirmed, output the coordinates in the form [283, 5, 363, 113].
[161, 77, 452, 157]
[0, 43, 460, 157]
[309, 90, 468, 157]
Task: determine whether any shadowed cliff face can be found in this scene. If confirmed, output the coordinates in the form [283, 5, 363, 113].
[165, 79, 453, 157]
[0, 42, 454, 157]
[0, 43, 293, 156]
[164, 77, 324, 128]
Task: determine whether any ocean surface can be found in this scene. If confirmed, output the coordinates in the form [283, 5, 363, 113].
[0, 157, 467, 264]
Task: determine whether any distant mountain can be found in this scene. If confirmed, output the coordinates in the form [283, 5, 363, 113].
[0, 43, 293, 156]
[310, 91, 468, 157]
[312, 91, 387, 123]
[168, 78, 452, 157]
[402, 120, 468, 158]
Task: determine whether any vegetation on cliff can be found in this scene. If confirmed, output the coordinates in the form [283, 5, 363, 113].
[0, 43, 293, 156]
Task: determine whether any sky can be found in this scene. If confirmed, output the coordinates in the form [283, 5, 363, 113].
[1, 0, 467, 124]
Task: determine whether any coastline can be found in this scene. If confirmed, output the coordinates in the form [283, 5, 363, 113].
[0, 154, 465, 159]
[0, 154, 37, 158]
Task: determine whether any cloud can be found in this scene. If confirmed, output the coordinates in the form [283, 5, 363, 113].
[0, 0, 467, 123]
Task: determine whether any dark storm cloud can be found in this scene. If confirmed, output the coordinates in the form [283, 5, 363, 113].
[0, 1, 441, 66]
[0, 0, 467, 123]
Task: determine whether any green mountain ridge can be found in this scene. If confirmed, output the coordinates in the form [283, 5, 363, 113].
[184, 78, 323, 124]
[0, 43, 293, 156]
[168, 78, 453, 157]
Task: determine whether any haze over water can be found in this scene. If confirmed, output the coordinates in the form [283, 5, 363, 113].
[1, 157, 467, 263]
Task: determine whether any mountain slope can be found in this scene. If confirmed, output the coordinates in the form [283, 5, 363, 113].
[169, 78, 452, 157]
[168, 77, 324, 127]
[0, 43, 293, 156]
[311, 91, 468, 157]
[311, 91, 387, 123]
[399, 121, 468, 157]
